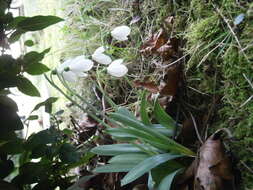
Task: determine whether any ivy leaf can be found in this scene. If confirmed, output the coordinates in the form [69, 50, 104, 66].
[16, 76, 40, 97]
[25, 128, 59, 150]
[26, 63, 50, 75]
[31, 97, 58, 113]
[17, 15, 64, 31]
[59, 143, 81, 164]
[0, 103, 23, 133]
[0, 160, 14, 179]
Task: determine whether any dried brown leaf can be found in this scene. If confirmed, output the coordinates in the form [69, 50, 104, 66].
[160, 64, 182, 96]
[194, 131, 235, 190]
[140, 29, 167, 55]
[133, 80, 159, 93]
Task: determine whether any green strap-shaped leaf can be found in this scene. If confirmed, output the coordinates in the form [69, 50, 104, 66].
[158, 169, 183, 190]
[154, 100, 175, 130]
[91, 144, 144, 156]
[108, 153, 149, 164]
[121, 153, 182, 186]
[94, 163, 136, 173]
[110, 112, 195, 156]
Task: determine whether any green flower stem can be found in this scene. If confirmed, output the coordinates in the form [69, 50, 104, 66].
[44, 73, 111, 128]
[56, 73, 119, 126]
[56, 73, 102, 115]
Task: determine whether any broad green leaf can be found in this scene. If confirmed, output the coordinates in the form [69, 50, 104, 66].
[25, 128, 59, 150]
[0, 160, 14, 178]
[0, 95, 18, 111]
[24, 40, 34, 47]
[59, 143, 80, 164]
[108, 153, 149, 165]
[7, 16, 26, 29]
[91, 144, 143, 156]
[140, 91, 151, 125]
[0, 104, 23, 133]
[17, 15, 64, 31]
[23, 48, 50, 65]
[32, 179, 56, 190]
[67, 175, 95, 190]
[0, 55, 21, 75]
[0, 138, 24, 154]
[94, 163, 136, 173]
[66, 152, 95, 171]
[9, 29, 26, 43]
[12, 162, 49, 185]
[154, 100, 175, 130]
[121, 153, 182, 186]
[16, 76, 40, 97]
[26, 63, 50, 75]
[158, 169, 182, 190]
[31, 97, 58, 113]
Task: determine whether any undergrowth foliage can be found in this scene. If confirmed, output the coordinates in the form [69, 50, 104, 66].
[0, 1, 89, 189]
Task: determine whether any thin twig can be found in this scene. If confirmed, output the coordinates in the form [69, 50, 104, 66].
[240, 160, 253, 174]
[190, 112, 204, 144]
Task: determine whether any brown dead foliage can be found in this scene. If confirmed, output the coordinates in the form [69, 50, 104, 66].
[140, 28, 179, 61]
[177, 130, 236, 190]
[133, 80, 160, 93]
[160, 63, 182, 97]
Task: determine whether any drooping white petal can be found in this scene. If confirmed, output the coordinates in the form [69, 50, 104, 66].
[70, 56, 94, 72]
[92, 53, 112, 65]
[110, 59, 124, 65]
[75, 71, 88, 78]
[111, 25, 131, 41]
[94, 46, 105, 54]
[61, 71, 78, 83]
[107, 60, 128, 77]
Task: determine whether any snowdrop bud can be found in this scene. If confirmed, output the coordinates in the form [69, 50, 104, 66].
[107, 59, 128, 77]
[111, 25, 131, 41]
[92, 46, 112, 65]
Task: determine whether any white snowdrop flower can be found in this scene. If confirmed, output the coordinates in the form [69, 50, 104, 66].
[107, 59, 128, 77]
[57, 56, 93, 82]
[92, 46, 112, 65]
[70, 56, 94, 72]
[111, 25, 131, 41]
[94, 46, 106, 54]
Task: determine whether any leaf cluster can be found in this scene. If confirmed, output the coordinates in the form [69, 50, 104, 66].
[0, 2, 89, 190]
